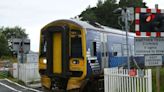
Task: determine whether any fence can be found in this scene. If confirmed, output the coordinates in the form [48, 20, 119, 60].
[13, 63, 40, 84]
[104, 67, 152, 92]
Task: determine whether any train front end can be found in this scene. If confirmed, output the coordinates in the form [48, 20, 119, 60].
[38, 20, 87, 91]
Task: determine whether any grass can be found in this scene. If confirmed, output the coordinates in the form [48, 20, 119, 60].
[0, 75, 5, 79]
[0, 71, 9, 79]
[152, 67, 164, 92]
[0, 56, 17, 63]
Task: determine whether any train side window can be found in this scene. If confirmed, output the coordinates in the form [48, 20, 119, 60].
[102, 52, 104, 57]
[111, 44, 122, 56]
[92, 42, 97, 56]
[113, 52, 117, 56]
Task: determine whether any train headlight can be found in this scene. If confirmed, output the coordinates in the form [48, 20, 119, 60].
[72, 60, 79, 64]
[43, 59, 47, 64]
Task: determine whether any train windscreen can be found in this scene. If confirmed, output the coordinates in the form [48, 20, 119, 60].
[70, 29, 82, 58]
[40, 34, 47, 57]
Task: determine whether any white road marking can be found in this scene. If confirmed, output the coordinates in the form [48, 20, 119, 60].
[5, 78, 42, 92]
[0, 81, 21, 92]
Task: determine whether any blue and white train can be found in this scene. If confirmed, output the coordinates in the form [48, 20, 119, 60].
[38, 19, 143, 91]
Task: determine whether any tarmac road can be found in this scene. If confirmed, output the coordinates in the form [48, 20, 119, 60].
[0, 79, 42, 92]
[0, 83, 14, 92]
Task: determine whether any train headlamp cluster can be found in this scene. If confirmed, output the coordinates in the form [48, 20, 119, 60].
[72, 60, 79, 64]
[43, 59, 47, 64]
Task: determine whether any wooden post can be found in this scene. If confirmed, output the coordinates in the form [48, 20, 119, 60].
[156, 67, 160, 92]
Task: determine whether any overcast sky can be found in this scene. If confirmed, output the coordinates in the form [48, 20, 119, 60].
[0, 0, 164, 52]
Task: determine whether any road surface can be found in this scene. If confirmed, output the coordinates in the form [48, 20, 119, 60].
[0, 79, 42, 92]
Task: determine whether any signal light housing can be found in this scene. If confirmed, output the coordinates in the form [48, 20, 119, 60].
[135, 8, 164, 37]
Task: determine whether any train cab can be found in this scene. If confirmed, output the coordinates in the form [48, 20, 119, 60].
[39, 20, 87, 90]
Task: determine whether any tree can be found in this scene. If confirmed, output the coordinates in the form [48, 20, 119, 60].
[95, 0, 119, 28]
[79, 0, 147, 31]
[80, 7, 98, 22]
[0, 26, 28, 57]
[0, 32, 10, 57]
[2, 26, 28, 40]
[79, 0, 120, 29]
[119, 0, 147, 8]
[97, 0, 103, 7]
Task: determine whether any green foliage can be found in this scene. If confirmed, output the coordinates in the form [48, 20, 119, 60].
[0, 26, 28, 58]
[152, 68, 164, 92]
[1, 26, 28, 40]
[80, 0, 120, 28]
[0, 56, 17, 63]
[79, 0, 147, 31]
[119, 0, 147, 8]
[80, 7, 98, 22]
[0, 71, 9, 78]
[0, 32, 11, 57]
[97, 0, 103, 7]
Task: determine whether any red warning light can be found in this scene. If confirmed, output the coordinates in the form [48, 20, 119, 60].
[146, 15, 152, 22]
[146, 14, 155, 22]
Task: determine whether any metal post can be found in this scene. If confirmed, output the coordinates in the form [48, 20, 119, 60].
[124, 8, 130, 70]
[18, 39, 24, 81]
[20, 39, 24, 63]
[155, 4, 160, 92]
[21, 40, 24, 63]
[17, 45, 20, 81]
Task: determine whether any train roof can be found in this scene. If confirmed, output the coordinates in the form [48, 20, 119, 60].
[71, 19, 135, 37]
[42, 19, 135, 37]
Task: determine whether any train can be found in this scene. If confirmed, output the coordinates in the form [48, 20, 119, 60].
[38, 19, 141, 92]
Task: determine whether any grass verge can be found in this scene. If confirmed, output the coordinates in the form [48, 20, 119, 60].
[152, 67, 164, 92]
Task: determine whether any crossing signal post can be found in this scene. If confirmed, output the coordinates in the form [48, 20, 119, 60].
[135, 7, 164, 92]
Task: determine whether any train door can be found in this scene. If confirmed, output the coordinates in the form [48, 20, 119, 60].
[100, 33, 109, 70]
[44, 26, 70, 89]
[52, 32, 62, 73]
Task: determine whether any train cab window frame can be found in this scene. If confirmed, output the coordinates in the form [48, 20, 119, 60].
[40, 34, 47, 57]
[70, 29, 83, 58]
